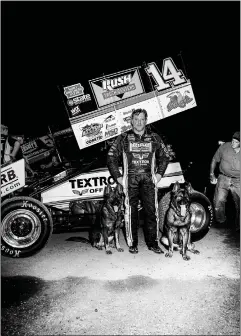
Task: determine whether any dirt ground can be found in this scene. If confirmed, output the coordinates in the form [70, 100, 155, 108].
[1, 225, 240, 336]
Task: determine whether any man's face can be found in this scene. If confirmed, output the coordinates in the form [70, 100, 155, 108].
[17, 136, 24, 145]
[231, 138, 240, 149]
[131, 112, 147, 133]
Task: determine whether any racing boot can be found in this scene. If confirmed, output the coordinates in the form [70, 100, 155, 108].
[129, 242, 138, 254]
[147, 243, 164, 254]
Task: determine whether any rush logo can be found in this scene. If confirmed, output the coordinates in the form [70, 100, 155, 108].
[102, 74, 132, 91]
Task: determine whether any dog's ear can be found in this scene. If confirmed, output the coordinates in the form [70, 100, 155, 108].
[172, 181, 180, 193]
[185, 182, 194, 194]
[104, 184, 112, 197]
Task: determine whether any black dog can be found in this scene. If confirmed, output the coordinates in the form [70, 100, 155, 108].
[95, 183, 125, 254]
[164, 182, 199, 261]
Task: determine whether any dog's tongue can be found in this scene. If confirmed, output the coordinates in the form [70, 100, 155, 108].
[180, 205, 186, 216]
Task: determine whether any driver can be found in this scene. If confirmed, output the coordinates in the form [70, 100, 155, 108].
[107, 108, 170, 254]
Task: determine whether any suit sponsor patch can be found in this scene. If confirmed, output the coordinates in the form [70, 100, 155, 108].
[129, 142, 152, 152]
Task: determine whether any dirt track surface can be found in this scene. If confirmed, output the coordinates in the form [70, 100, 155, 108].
[2, 225, 240, 336]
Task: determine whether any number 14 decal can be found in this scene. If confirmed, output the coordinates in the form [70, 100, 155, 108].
[145, 57, 187, 91]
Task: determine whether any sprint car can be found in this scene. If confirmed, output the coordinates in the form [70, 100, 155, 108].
[1, 145, 214, 258]
[1, 55, 215, 258]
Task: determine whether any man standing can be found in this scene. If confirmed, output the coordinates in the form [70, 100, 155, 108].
[3, 131, 36, 177]
[210, 131, 240, 230]
[107, 108, 170, 254]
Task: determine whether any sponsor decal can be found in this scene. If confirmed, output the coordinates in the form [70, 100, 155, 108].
[21, 140, 38, 154]
[121, 125, 131, 133]
[103, 84, 135, 99]
[21, 135, 55, 165]
[166, 90, 193, 112]
[1, 245, 21, 257]
[65, 83, 91, 107]
[132, 159, 149, 165]
[105, 128, 118, 138]
[67, 94, 91, 106]
[1, 159, 25, 196]
[1, 169, 19, 187]
[81, 123, 103, 137]
[104, 114, 115, 123]
[106, 123, 117, 130]
[70, 105, 81, 116]
[102, 73, 134, 99]
[103, 74, 132, 91]
[70, 176, 115, 188]
[129, 142, 152, 152]
[64, 83, 84, 99]
[89, 68, 144, 108]
[131, 153, 150, 166]
[132, 153, 149, 159]
[123, 116, 131, 123]
[21, 201, 48, 222]
[70, 175, 115, 196]
[86, 135, 103, 145]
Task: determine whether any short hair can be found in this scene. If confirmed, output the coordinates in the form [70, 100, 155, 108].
[131, 108, 148, 120]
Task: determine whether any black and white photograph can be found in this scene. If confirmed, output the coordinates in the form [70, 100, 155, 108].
[1, 1, 240, 335]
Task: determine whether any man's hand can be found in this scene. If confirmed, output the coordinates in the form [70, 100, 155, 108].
[117, 176, 123, 186]
[155, 173, 162, 184]
[210, 174, 217, 185]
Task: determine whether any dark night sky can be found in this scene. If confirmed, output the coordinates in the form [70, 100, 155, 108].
[1, 1, 240, 163]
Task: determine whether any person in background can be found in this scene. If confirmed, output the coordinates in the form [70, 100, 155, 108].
[40, 153, 60, 171]
[3, 131, 36, 177]
[107, 108, 170, 254]
[210, 131, 240, 231]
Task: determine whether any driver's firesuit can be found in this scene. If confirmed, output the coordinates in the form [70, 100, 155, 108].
[107, 129, 170, 247]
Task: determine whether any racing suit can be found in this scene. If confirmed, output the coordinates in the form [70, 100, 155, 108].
[107, 129, 170, 247]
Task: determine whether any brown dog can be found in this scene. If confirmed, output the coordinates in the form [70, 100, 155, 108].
[164, 182, 200, 261]
[95, 183, 124, 254]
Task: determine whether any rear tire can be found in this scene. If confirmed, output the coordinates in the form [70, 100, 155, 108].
[1, 196, 53, 258]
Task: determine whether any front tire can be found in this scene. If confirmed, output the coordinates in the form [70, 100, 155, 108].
[189, 191, 214, 242]
[1, 196, 53, 258]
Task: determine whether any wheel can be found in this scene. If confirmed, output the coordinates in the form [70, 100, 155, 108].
[189, 191, 214, 242]
[1, 196, 53, 258]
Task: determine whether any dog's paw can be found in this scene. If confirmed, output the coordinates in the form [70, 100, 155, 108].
[117, 248, 124, 252]
[106, 250, 112, 255]
[182, 254, 191, 261]
[96, 245, 103, 250]
[165, 252, 173, 258]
